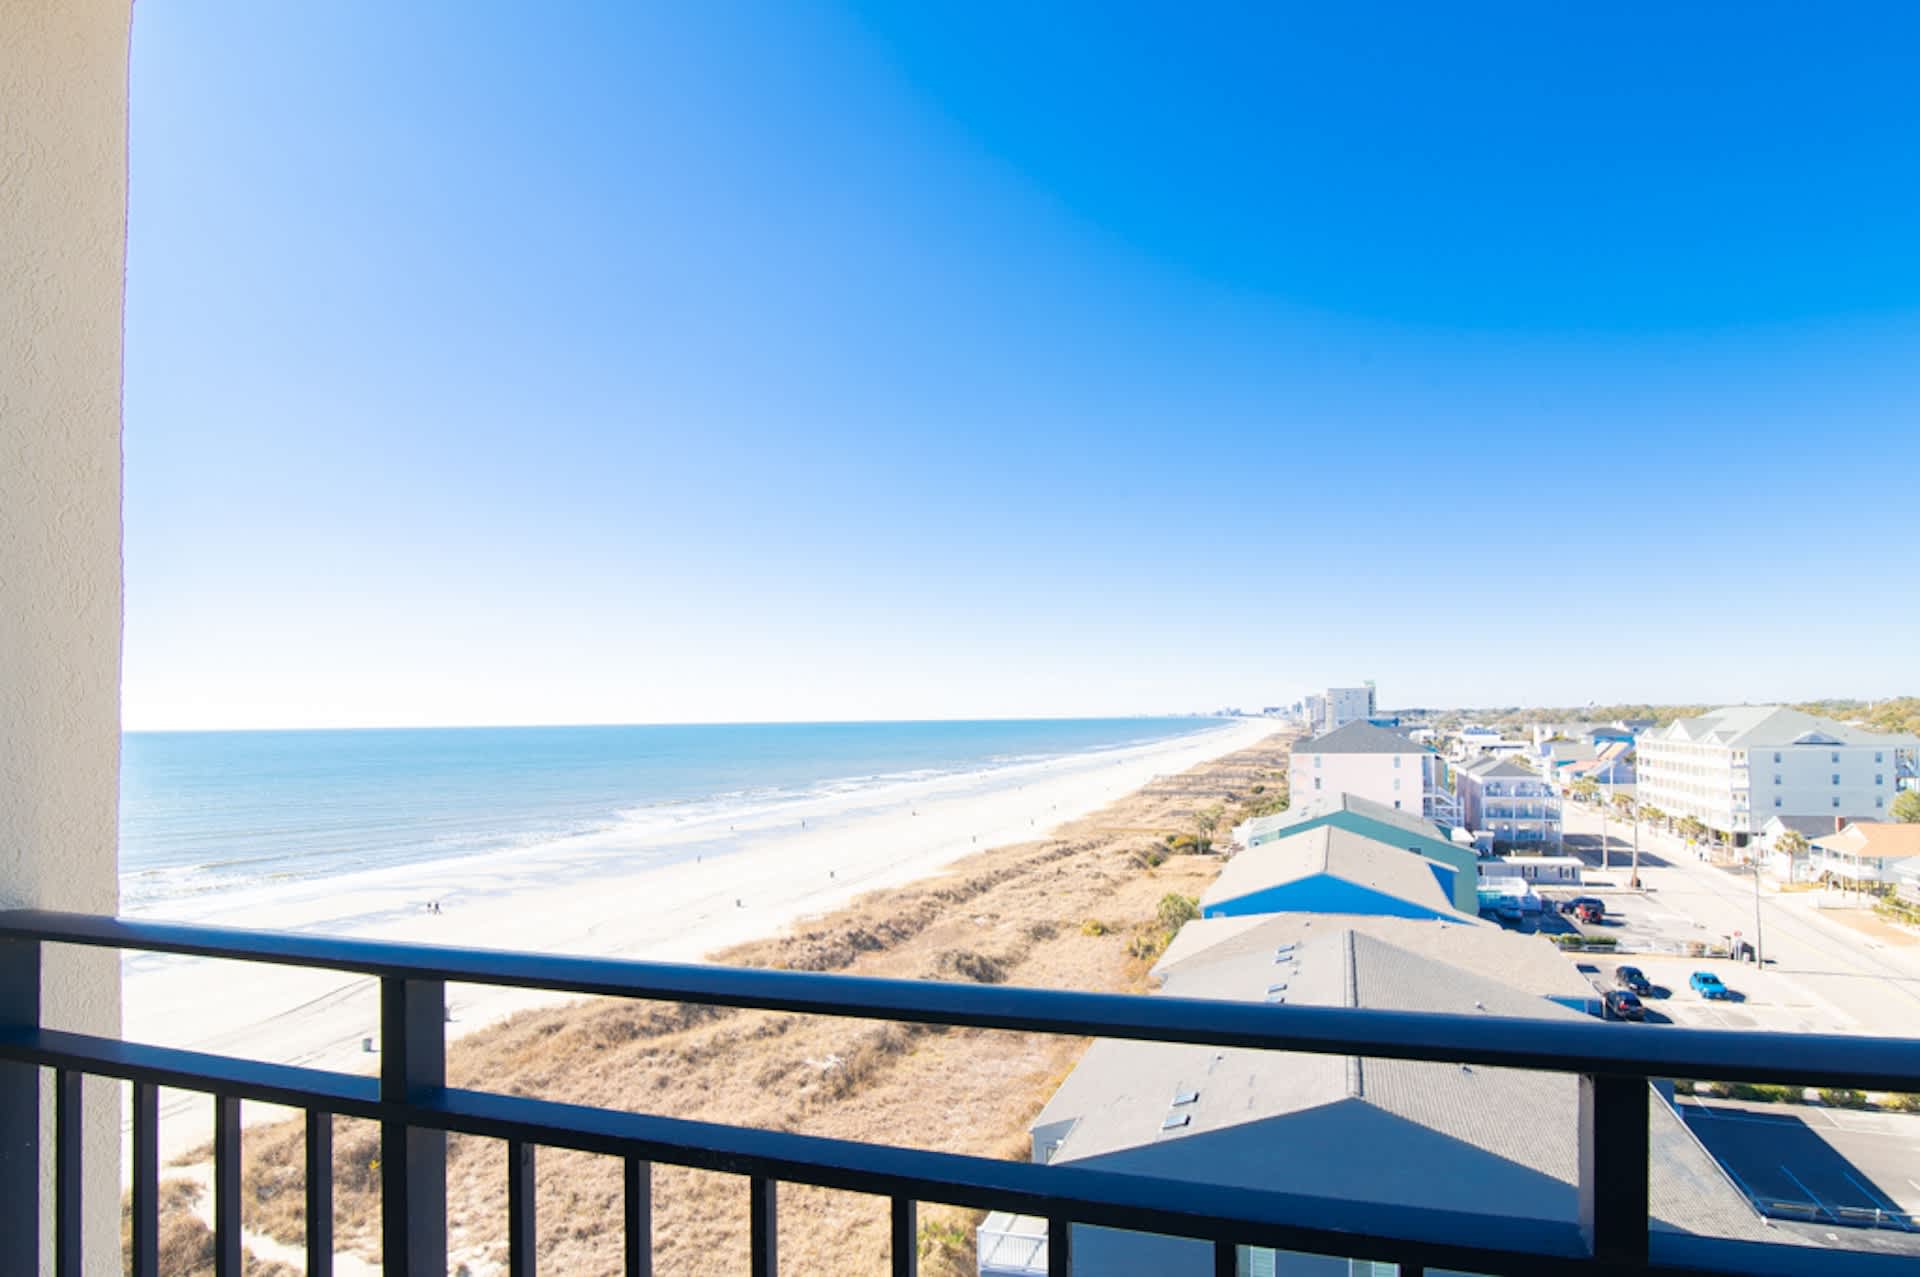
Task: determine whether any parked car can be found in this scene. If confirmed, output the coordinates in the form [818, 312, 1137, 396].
[1558, 896, 1605, 918]
[1614, 965, 1652, 995]
[1604, 990, 1646, 1021]
[1689, 971, 1732, 1000]
[1574, 903, 1604, 924]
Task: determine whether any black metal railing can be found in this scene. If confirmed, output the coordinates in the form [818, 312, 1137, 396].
[2, 909, 1917, 1276]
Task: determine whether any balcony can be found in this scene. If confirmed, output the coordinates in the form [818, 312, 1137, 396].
[4, 910, 1918, 1275]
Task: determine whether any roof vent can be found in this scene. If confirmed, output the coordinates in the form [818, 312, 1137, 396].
[1172, 1089, 1200, 1106]
[1266, 983, 1288, 995]
[1160, 1112, 1192, 1131]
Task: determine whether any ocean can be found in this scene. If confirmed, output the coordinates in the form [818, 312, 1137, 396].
[119, 718, 1218, 910]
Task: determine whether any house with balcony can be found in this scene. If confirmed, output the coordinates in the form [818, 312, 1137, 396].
[1289, 721, 1462, 827]
[1457, 756, 1563, 849]
[1803, 823, 1920, 888]
[1635, 706, 1919, 845]
[982, 916, 1788, 1276]
[1231, 793, 1480, 913]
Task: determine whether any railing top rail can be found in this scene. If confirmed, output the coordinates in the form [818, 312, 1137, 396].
[5, 909, 1918, 1090]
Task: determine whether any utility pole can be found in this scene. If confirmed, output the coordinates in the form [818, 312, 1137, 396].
[1752, 856, 1766, 967]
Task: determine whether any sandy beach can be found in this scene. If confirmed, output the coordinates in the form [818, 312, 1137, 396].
[125, 718, 1273, 1165]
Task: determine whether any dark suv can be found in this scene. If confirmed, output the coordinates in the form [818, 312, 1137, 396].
[1559, 896, 1605, 919]
[1604, 989, 1646, 1021]
[1614, 965, 1651, 995]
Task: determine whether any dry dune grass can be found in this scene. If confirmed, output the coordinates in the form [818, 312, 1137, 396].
[156, 733, 1288, 1275]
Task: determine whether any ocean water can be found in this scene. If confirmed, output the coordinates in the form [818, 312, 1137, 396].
[119, 718, 1217, 910]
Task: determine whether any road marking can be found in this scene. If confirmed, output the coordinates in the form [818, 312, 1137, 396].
[1842, 1169, 1902, 1214]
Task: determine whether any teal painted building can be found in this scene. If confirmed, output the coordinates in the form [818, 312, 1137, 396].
[1232, 792, 1482, 914]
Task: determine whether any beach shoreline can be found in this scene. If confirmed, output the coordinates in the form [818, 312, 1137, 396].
[127, 717, 1274, 1165]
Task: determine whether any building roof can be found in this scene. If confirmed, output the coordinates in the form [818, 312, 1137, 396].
[1200, 825, 1462, 917]
[1810, 822, 1920, 862]
[1652, 705, 1920, 750]
[1290, 720, 1435, 757]
[1240, 791, 1451, 846]
[1036, 923, 1780, 1246]
[1462, 755, 1539, 780]
[1154, 913, 1575, 997]
[1759, 813, 1847, 839]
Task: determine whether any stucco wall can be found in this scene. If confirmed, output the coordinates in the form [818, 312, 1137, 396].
[1, 1, 131, 1272]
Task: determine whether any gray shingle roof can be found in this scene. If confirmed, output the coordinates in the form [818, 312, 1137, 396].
[1462, 755, 1541, 779]
[1035, 923, 1786, 1247]
[1199, 825, 1463, 917]
[1655, 705, 1920, 749]
[1291, 720, 1435, 756]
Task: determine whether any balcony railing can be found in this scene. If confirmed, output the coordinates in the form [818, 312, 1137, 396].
[3, 909, 1918, 1276]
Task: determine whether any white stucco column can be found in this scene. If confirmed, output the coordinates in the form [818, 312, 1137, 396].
[1, 2, 131, 1273]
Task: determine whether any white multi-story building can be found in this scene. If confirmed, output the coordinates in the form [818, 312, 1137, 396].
[1457, 756, 1562, 847]
[1290, 720, 1462, 826]
[1636, 706, 1920, 842]
[1301, 684, 1376, 734]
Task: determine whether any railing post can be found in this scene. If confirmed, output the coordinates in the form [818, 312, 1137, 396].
[55, 1069, 81, 1277]
[891, 1196, 917, 1277]
[624, 1157, 652, 1277]
[0, 937, 41, 1270]
[1578, 1072, 1649, 1265]
[750, 1175, 778, 1277]
[132, 1081, 159, 1277]
[508, 1139, 537, 1277]
[381, 977, 447, 1275]
[1048, 1216, 1071, 1275]
[306, 1111, 333, 1277]
[214, 1095, 243, 1277]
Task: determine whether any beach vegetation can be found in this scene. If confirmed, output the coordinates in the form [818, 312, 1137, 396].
[1157, 893, 1199, 933]
[1892, 789, 1920, 823]
[1080, 918, 1109, 936]
[1819, 1087, 1869, 1109]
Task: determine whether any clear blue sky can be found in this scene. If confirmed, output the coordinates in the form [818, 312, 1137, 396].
[123, 3, 1920, 728]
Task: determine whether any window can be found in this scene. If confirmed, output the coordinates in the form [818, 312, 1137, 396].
[1393, 800, 1401, 809]
[1314, 756, 1321, 769]
[1392, 778, 1401, 792]
[1313, 777, 1322, 791]
[1774, 797, 1782, 808]
[1833, 797, 1841, 808]
[1774, 752, 1782, 763]
[1876, 774, 1884, 786]
[1774, 774, 1781, 785]
[1393, 755, 1401, 768]
[1832, 752, 1840, 763]
[1877, 797, 1885, 809]
[1875, 752, 1884, 763]
[1832, 774, 1840, 785]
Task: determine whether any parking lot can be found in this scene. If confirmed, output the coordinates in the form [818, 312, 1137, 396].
[1679, 1100, 1920, 1237]
[1486, 889, 1865, 1034]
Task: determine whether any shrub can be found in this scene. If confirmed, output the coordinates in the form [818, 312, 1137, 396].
[1820, 1088, 1869, 1110]
[1726, 1083, 1794, 1104]
[1157, 893, 1200, 933]
[1126, 929, 1166, 961]
[1080, 919, 1108, 937]
[1888, 1092, 1920, 1113]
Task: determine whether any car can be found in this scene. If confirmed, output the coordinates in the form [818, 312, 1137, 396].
[1558, 896, 1605, 918]
[1604, 990, 1646, 1021]
[1614, 965, 1652, 995]
[1689, 971, 1731, 1000]
[1574, 903, 1604, 924]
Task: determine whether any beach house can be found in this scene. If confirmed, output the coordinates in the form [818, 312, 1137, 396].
[1232, 792, 1480, 913]
[1456, 756, 1563, 849]
[1198, 826, 1470, 922]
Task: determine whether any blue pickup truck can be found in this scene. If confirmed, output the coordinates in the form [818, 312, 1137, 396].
[1689, 971, 1732, 1000]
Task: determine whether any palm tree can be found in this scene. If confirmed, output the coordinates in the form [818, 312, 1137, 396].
[1679, 815, 1706, 849]
[1572, 777, 1599, 804]
[1774, 828, 1810, 882]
